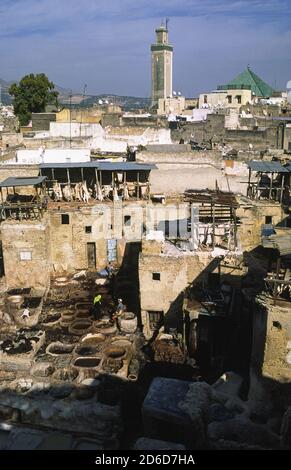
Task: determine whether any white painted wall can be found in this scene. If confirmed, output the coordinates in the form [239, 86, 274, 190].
[15, 148, 91, 164]
[50, 122, 105, 139]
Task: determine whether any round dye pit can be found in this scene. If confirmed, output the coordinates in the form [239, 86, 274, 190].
[7, 295, 24, 305]
[74, 357, 101, 368]
[75, 311, 92, 321]
[106, 346, 126, 359]
[81, 333, 106, 344]
[69, 320, 93, 335]
[46, 342, 75, 356]
[74, 345, 97, 356]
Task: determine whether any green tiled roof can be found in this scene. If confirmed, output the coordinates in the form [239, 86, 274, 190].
[220, 67, 274, 98]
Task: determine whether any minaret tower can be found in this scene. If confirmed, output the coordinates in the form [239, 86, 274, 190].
[151, 23, 173, 108]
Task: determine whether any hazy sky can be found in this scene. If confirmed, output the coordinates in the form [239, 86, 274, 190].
[1, 0, 291, 97]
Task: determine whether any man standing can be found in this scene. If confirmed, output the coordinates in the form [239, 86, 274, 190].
[111, 298, 126, 328]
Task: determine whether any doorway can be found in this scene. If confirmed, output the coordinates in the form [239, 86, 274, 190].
[87, 242, 96, 269]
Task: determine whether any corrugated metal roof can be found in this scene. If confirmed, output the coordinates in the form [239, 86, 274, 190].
[284, 163, 291, 172]
[39, 162, 157, 171]
[247, 161, 289, 173]
[98, 162, 157, 171]
[262, 235, 291, 256]
[0, 176, 47, 188]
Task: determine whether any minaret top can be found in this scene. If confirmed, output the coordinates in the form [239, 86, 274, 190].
[155, 24, 169, 45]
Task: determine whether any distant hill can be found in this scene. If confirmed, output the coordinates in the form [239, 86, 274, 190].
[59, 93, 150, 111]
[0, 78, 13, 105]
[0, 77, 150, 111]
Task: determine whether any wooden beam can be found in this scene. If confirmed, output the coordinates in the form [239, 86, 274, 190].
[280, 174, 285, 203]
[137, 172, 139, 200]
[212, 204, 215, 248]
[269, 172, 273, 200]
[247, 168, 251, 198]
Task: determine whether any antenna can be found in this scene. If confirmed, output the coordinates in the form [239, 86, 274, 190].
[69, 90, 72, 149]
[80, 84, 87, 136]
[166, 18, 170, 30]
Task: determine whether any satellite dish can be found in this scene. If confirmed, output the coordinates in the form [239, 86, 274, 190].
[178, 92, 182, 96]
[98, 99, 103, 105]
[105, 100, 109, 104]
[173, 91, 177, 96]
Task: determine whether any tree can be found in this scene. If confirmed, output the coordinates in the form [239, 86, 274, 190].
[9, 73, 59, 126]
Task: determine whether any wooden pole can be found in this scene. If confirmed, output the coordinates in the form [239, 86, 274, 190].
[269, 172, 273, 200]
[137, 171, 139, 200]
[273, 257, 281, 306]
[212, 203, 215, 248]
[247, 168, 251, 198]
[280, 174, 285, 203]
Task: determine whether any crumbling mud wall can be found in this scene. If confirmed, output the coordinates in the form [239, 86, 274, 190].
[1, 218, 51, 289]
[250, 297, 291, 410]
[139, 245, 214, 339]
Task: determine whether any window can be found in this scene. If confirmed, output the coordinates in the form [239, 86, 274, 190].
[148, 311, 163, 330]
[236, 95, 242, 104]
[20, 251, 32, 261]
[265, 216, 273, 224]
[85, 226, 92, 234]
[124, 215, 131, 226]
[61, 214, 70, 225]
[152, 272, 160, 281]
[227, 95, 232, 104]
[204, 95, 208, 104]
[107, 239, 117, 262]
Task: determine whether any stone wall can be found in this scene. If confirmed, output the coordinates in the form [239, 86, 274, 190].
[1, 218, 51, 289]
[249, 297, 291, 409]
[32, 113, 56, 132]
[171, 114, 283, 150]
[237, 201, 284, 252]
[1, 133, 24, 149]
[0, 164, 39, 182]
[139, 247, 214, 339]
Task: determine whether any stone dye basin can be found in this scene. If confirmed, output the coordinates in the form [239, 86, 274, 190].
[101, 339, 133, 378]
[75, 311, 92, 321]
[74, 344, 97, 357]
[22, 297, 42, 309]
[7, 295, 24, 307]
[105, 346, 126, 360]
[94, 321, 117, 335]
[53, 367, 79, 382]
[46, 342, 75, 356]
[60, 311, 75, 327]
[69, 320, 93, 336]
[54, 277, 70, 287]
[75, 302, 91, 312]
[81, 333, 106, 345]
[74, 357, 101, 368]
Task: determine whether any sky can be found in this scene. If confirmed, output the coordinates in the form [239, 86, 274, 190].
[0, 0, 291, 97]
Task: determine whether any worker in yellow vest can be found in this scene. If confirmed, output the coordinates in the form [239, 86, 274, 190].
[93, 294, 102, 320]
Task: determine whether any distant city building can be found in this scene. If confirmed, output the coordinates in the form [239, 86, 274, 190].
[151, 24, 173, 108]
[199, 66, 275, 110]
[218, 66, 274, 98]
